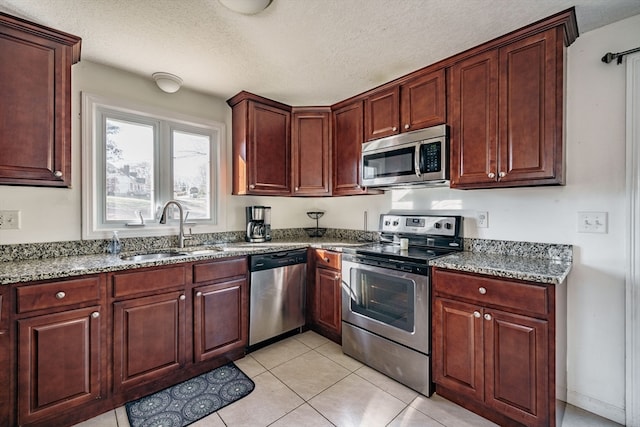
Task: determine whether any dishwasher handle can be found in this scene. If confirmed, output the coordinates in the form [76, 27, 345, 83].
[250, 249, 307, 271]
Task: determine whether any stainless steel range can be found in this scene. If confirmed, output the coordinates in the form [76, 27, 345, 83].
[341, 213, 463, 396]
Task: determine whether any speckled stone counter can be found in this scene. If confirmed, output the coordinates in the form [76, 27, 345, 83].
[0, 238, 367, 285]
[429, 238, 572, 285]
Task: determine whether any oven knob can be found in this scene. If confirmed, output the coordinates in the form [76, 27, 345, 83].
[385, 221, 390, 226]
[434, 223, 442, 229]
[445, 223, 453, 230]
[393, 221, 399, 226]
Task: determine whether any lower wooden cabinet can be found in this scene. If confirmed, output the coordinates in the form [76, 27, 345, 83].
[193, 277, 247, 362]
[17, 306, 103, 426]
[112, 291, 187, 393]
[432, 268, 562, 427]
[4, 258, 250, 426]
[308, 249, 342, 343]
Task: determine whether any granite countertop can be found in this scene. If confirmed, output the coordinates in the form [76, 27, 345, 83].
[0, 239, 364, 285]
[429, 251, 572, 285]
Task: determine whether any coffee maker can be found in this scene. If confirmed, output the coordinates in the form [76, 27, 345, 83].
[245, 206, 271, 242]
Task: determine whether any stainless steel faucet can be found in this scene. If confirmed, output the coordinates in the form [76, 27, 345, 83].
[159, 200, 192, 248]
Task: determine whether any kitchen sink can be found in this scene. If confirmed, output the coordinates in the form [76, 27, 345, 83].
[120, 251, 188, 261]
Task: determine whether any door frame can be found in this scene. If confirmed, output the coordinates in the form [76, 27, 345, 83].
[626, 51, 640, 427]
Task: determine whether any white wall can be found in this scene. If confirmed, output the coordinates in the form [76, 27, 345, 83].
[1, 13, 638, 423]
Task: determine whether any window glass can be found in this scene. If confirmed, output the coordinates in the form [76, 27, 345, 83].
[105, 118, 155, 222]
[172, 130, 211, 220]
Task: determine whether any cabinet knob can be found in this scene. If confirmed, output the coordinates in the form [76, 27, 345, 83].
[473, 311, 481, 318]
[179, 295, 186, 301]
[499, 171, 507, 178]
[404, 124, 410, 130]
[196, 291, 203, 297]
[249, 184, 255, 189]
[334, 274, 340, 280]
[295, 187, 299, 191]
[53, 170, 63, 178]
[55, 291, 66, 299]
[478, 287, 487, 295]
[484, 313, 492, 321]
[392, 126, 397, 132]
[324, 257, 330, 263]
[487, 172, 495, 179]
[355, 184, 360, 188]
[91, 311, 100, 319]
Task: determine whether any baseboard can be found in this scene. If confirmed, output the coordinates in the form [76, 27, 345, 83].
[566, 390, 625, 425]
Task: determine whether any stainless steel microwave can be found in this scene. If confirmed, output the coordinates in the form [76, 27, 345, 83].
[361, 125, 449, 189]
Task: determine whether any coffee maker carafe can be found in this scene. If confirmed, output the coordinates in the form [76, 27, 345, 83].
[246, 206, 271, 242]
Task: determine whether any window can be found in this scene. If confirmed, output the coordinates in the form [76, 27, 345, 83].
[82, 93, 225, 239]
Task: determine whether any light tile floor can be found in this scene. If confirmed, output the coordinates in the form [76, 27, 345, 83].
[74, 331, 622, 427]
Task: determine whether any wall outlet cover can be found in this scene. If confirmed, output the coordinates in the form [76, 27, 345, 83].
[477, 211, 488, 228]
[577, 211, 607, 233]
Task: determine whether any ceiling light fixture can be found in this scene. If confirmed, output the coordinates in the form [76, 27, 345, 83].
[218, 0, 272, 15]
[152, 72, 183, 93]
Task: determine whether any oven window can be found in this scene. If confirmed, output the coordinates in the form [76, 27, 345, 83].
[349, 268, 415, 332]
[362, 146, 415, 179]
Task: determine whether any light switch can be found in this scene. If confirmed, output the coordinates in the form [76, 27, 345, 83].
[577, 212, 607, 233]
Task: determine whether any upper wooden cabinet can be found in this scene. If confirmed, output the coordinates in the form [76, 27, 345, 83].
[449, 9, 577, 189]
[228, 91, 292, 196]
[364, 68, 446, 141]
[292, 107, 332, 196]
[0, 13, 81, 187]
[332, 101, 368, 196]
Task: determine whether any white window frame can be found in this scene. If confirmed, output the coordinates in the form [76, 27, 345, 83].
[82, 92, 227, 239]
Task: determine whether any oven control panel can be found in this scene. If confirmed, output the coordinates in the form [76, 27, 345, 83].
[379, 214, 457, 236]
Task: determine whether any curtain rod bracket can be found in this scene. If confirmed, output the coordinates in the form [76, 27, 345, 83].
[602, 47, 640, 65]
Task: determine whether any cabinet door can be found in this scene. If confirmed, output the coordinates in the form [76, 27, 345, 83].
[247, 101, 291, 195]
[449, 50, 499, 188]
[113, 292, 186, 392]
[400, 68, 446, 132]
[0, 15, 80, 187]
[292, 109, 331, 196]
[193, 277, 247, 362]
[332, 101, 367, 195]
[497, 28, 562, 185]
[484, 309, 549, 426]
[17, 306, 102, 425]
[314, 267, 341, 335]
[364, 86, 400, 141]
[433, 297, 483, 402]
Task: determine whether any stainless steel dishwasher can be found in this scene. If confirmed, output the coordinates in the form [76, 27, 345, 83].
[249, 249, 307, 346]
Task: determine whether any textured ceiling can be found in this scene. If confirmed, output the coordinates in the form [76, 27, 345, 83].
[1, 0, 640, 105]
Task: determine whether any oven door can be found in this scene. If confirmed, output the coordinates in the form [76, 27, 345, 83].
[341, 259, 429, 354]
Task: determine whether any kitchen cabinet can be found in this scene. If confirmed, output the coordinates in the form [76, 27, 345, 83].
[0, 288, 9, 426]
[292, 107, 332, 196]
[364, 68, 446, 141]
[308, 249, 341, 343]
[449, 28, 566, 189]
[332, 101, 368, 196]
[228, 91, 292, 195]
[0, 12, 81, 187]
[14, 275, 105, 426]
[432, 267, 563, 427]
[192, 257, 248, 362]
[111, 265, 187, 393]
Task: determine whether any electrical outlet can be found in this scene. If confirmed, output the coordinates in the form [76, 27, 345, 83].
[0, 210, 21, 230]
[477, 211, 489, 228]
[577, 211, 607, 233]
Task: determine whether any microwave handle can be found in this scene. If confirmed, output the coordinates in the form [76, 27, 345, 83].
[414, 144, 422, 178]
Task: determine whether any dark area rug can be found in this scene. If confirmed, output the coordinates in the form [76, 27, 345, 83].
[125, 362, 255, 427]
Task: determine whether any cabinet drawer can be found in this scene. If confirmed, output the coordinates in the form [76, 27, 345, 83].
[112, 265, 186, 298]
[193, 257, 247, 284]
[315, 249, 341, 270]
[432, 268, 548, 317]
[16, 276, 101, 314]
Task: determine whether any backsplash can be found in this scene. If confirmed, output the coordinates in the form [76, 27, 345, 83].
[464, 238, 573, 261]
